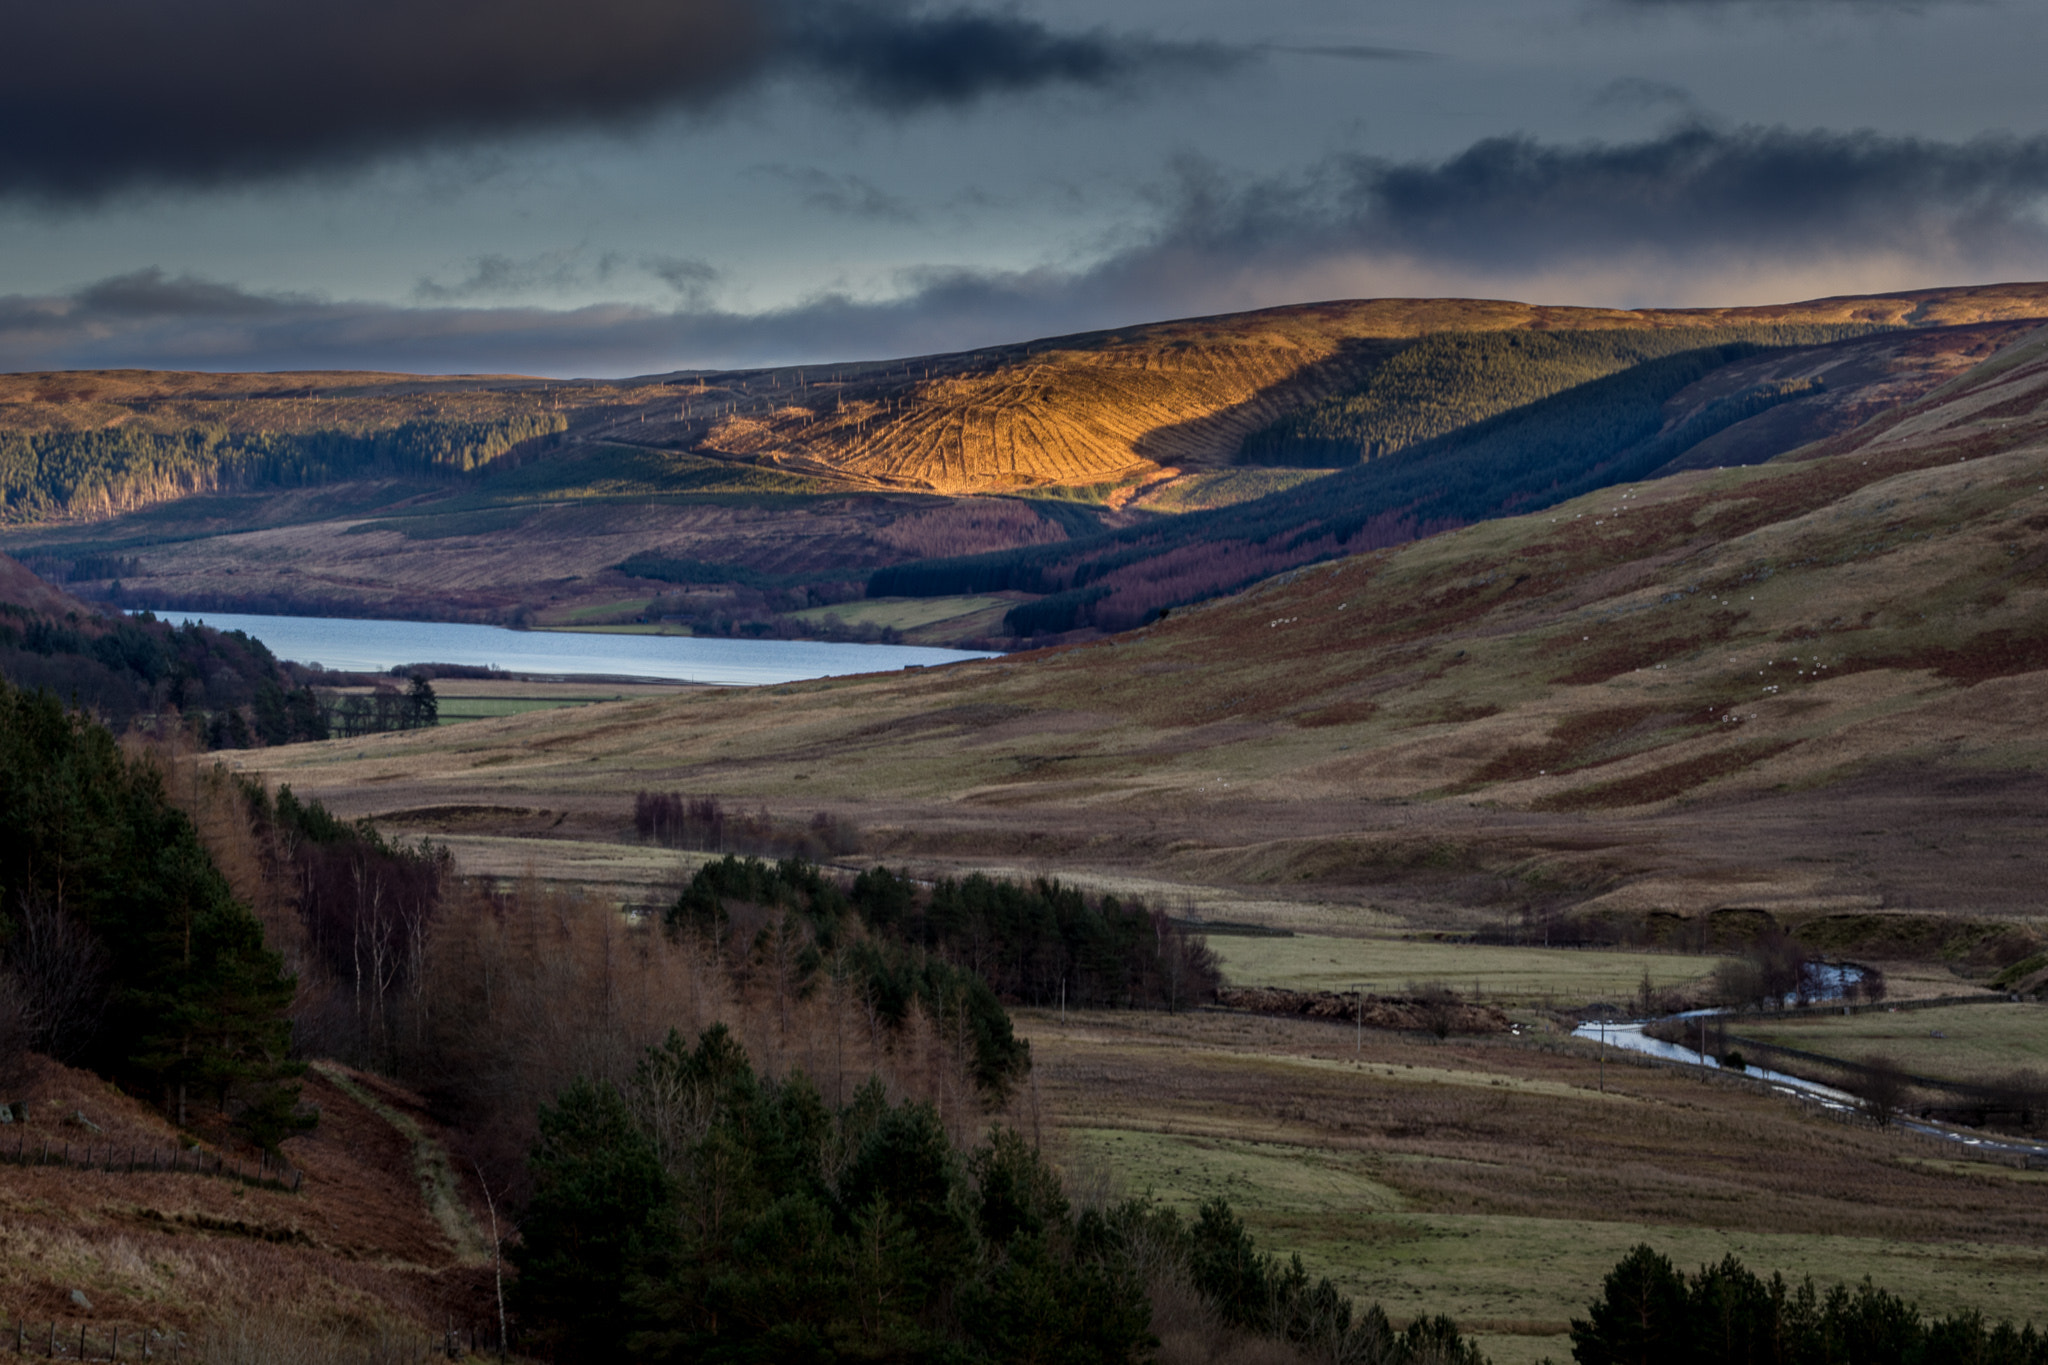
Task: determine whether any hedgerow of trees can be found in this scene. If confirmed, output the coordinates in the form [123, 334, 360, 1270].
[850, 865, 1223, 1013]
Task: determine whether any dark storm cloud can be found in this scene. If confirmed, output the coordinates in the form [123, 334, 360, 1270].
[9, 125, 2048, 376]
[1346, 125, 2048, 267]
[788, 5, 1236, 110]
[0, 0, 1238, 200]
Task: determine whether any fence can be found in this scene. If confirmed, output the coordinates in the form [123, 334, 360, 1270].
[3, 1319, 509, 1361]
[0, 1134, 300, 1193]
[1734, 992, 2024, 1023]
[7, 1322, 185, 1361]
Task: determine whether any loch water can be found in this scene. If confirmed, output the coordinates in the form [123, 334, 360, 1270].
[148, 610, 998, 686]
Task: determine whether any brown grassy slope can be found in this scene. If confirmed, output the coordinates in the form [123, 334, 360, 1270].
[233, 321, 2048, 925]
[0, 1056, 494, 1338]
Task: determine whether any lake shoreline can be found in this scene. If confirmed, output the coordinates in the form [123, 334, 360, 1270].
[133, 607, 998, 686]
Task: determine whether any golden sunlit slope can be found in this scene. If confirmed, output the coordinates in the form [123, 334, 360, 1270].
[664, 283, 2048, 493]
[244, 322, 2048, 931]
[12, 283, 2048, 508]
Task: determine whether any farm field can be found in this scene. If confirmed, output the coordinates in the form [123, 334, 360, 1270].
[1738, 1002, 2048, 1084]
[1023, 1008, 2048, 1365]
[787, 593, 1011, 632]
[1209, 934, 1726, 1008]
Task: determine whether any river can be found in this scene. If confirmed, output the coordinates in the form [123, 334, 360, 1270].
[149, 610, 998, 686]
[1574, 1014, 2048, 1162]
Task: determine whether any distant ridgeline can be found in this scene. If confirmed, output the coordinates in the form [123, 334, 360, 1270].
[0, 412, 566, 522]
[874, 327, 1866, 637]
[1238, 324, 1873, 468]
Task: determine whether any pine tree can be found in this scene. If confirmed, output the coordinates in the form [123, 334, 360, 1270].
[0, 680, 302, 1138]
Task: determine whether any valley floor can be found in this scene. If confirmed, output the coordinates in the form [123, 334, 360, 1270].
[1022, 1008, 2048, 1365]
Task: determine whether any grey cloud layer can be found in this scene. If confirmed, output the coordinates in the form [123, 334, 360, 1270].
[0, 0, 1234, 199]
[7, 125, 2048, 375]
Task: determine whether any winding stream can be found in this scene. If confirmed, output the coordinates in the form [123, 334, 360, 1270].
[1572, 1014, 2048, 1162]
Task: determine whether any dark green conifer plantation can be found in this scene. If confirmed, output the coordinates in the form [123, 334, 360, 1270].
[0, 679, 303, 1143]
[513, 1025, 1497, 1365]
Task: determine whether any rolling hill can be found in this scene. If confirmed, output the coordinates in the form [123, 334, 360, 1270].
[4, 286, 2048, 640]
[234, 316, 2048, 951]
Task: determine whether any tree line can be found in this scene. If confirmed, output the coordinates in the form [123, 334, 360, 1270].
[635, 791, 862, 860]
[0, 599, 328, 746]
[0, 592, 440, 748]
[848, 864, 1222, 1013]
[1572, 1244, 2047, 1364]
[0, 413, 567, 523]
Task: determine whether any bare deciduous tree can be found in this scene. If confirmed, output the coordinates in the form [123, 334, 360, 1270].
[9, 892, 107, 1062]
[1855, 1054, 1908, 1128]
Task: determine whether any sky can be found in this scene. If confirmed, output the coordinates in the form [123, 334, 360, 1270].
[4, 0, 2048, 376]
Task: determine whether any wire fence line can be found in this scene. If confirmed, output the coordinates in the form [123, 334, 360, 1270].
[0, 1134, 301, 1192]
[3, 1318, 509, 1362]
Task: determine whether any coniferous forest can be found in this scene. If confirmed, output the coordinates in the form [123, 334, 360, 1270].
[0, 413, 567, 524]
[0, 680, 303, 1141]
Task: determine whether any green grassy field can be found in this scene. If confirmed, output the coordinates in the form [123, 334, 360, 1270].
[787, 594, 1010, 631]
[1210, 933, 1726, 1007]
[1738, 1002, 2048, 1083]
[548, 597, 655, 622]
[1065, 1126, 2048, 1365]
